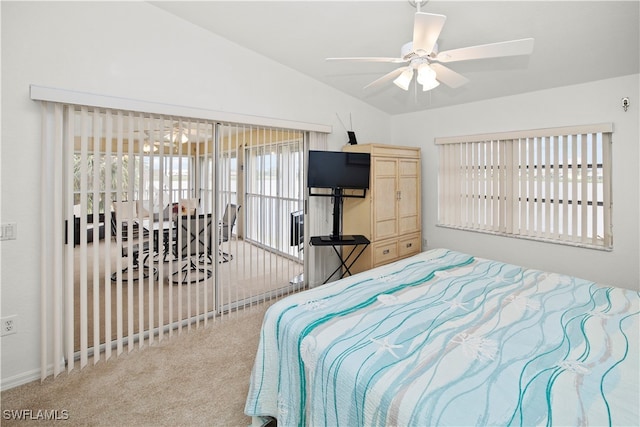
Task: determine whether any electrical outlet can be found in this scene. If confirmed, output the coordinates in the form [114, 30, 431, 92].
[1, 316, 17, 336]
[422, 238, 428, 248]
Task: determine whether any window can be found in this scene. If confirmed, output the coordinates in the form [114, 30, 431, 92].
[72, 153, 136, 214]
[436, 123, 613, 250]
[245, 136, 304, 258]
[73, 154, 194, 215]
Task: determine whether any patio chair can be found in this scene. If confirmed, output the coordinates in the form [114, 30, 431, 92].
[110, 211, 157, 282]
[112, 200, 146, 240]
[178, 198, 199, 216]
[170, 214, 214, 284]
[219, 204, 240, 263]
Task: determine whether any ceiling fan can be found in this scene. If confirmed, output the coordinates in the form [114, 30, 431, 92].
[137, 122, 213, 147]
[326, 2, 534, 92]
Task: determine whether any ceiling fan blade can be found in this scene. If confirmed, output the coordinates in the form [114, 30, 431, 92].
[413, 12, 447, 55]
[435, 38, 535, 63]
[326, 57, 407, 64]
[364, 66, 410, 90]
[430, 63, 470, 89]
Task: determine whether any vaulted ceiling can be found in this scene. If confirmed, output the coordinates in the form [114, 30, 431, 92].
[152, 1, 640, 115]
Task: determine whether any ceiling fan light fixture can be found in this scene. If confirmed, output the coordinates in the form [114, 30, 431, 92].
[143, 143, 158, 153]
[421, 78, 440, 91]
[164, 132, 189, 144]
[416, 63, 435, 84]
[393, 68, 414, 91]
[416, 63, 439, 91]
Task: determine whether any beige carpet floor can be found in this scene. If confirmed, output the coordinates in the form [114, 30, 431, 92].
[74, 238, 302, 351]
[1, 300, 275, 426]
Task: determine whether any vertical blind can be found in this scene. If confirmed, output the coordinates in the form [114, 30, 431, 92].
[436, 123, 613, 249]
[39, 102, 313, 380]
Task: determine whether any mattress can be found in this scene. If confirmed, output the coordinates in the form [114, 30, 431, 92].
[245, 248, 639, 426]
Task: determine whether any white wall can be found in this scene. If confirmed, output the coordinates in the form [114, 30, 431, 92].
[392, 74, 640, 291]
[0, 1, 391, 388]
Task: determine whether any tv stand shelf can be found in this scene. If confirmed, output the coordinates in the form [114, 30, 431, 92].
[310, 235, 370, 284]
[318, 234, 357, 242]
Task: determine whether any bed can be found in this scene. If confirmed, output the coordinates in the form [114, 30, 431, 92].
[245, 248, 639, 426]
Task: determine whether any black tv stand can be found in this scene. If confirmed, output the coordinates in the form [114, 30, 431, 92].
[320, 234, 356, 242]
[310, 234, 370, 284]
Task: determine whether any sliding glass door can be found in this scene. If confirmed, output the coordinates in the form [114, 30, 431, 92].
[216, 125, 306, 312]
[245, 141, 304, 257]
[45, 104, 306, 372]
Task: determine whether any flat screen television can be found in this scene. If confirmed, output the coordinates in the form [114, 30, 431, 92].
[290, 210, 304, 247]
[307, 150, 370, 190]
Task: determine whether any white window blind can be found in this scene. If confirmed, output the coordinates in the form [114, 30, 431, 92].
[38, 101, 314, 381]
[436, 124, 613, 250]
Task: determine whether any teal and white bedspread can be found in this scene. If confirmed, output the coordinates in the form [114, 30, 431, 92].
[244, 249, 639, 426]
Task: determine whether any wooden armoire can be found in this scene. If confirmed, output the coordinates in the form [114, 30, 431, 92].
[342, 144, 422, 275]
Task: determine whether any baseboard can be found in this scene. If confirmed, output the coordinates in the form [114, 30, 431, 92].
[1, 368, 41, 391]
[1, 357, 66, 391]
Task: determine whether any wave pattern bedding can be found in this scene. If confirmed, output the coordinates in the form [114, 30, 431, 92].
[245, 249, 639, 426]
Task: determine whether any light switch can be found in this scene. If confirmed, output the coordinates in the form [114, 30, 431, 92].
[0, 223, 17, 241]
